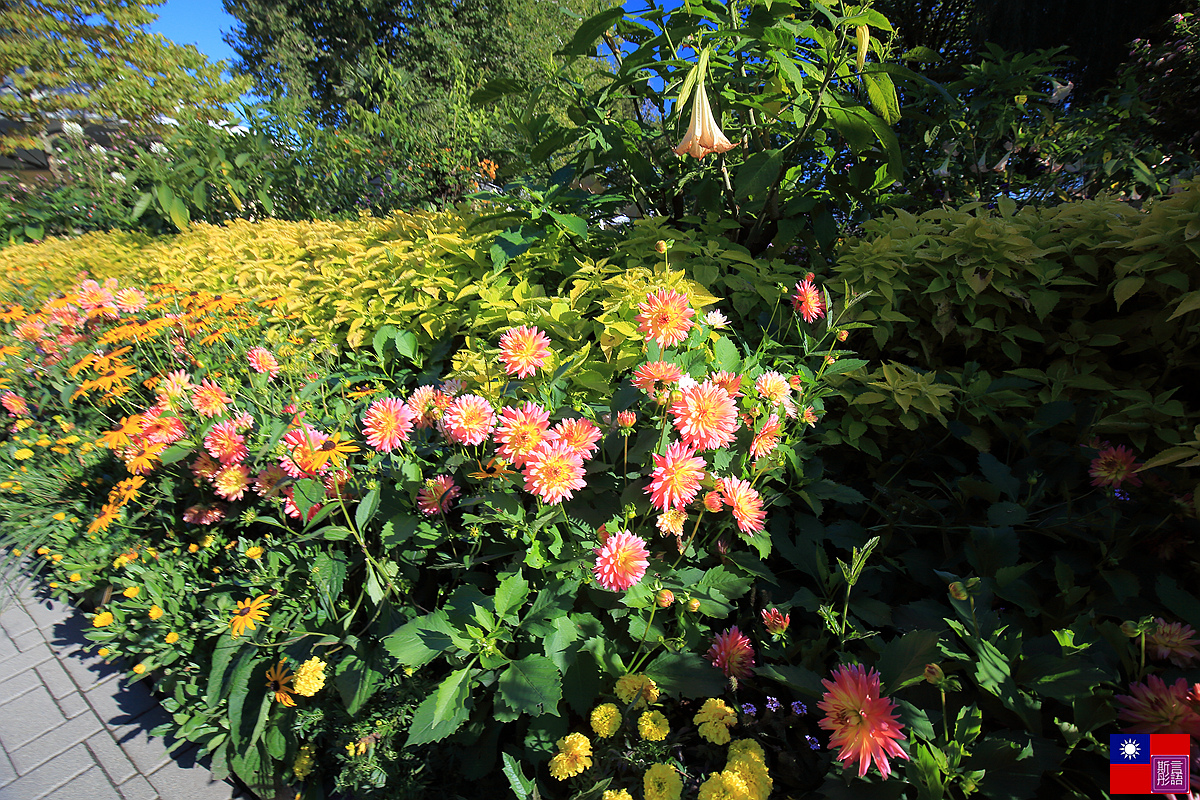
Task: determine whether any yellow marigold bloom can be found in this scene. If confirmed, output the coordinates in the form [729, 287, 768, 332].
[149, 605, 163, 620]
[92, 611, 114, 627]
[123, 586, 140, 598]
[13, 448, 33, 460]
[548, 732, 592, 780]
[726, 757, 771, 800]
[638, 710, 670, 741]
[245, 546, 264, 559]
[602, 791, 633, 800]
[98, 648, 109, 657]
[201, 535, 215, 548]
[293, 744, 315, 780]
[133, 663, 147, 675]
[69, 573, 81, 582]
[695, 698, 737, 744]
[727, 739, 766, 765]
[52, 512, 66, 521]
[591, 703, 621, 738]
[698, 770, 750, 800]
[187, 543, 199, 553]
[49, 582, 58, 588]
[165, 632, 179, 644]
[293, 657, 327, 697]
[643, 763, 683, 800]
[615, 673, 659, 709]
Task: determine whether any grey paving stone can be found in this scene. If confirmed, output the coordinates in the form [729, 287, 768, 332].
[0, 747, 16, 787]
[85, 731, 138, 786]
[34, 657, 77, 700]
[146, 758, 236, 800]
[0, 601, 37, 639]
[11, 627, 43, 653]
[8, 709, 103, 775]
[110, 706, 173, 775]
[19, 594, 74, 635]
[55, 690, 92, 720]
[0, 633, 18, 664]
[83, 676, 157, 730]
[0, 639, 53, 674]
[58, 641, 122, 694]
[0, 662, 41, 699]
[0, 742, 92, 800]
[115, 773, 159, 800]
[0, 685, 68, 751]
[43, 765, 123, 800]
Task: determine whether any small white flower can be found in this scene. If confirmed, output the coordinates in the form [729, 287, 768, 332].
[90, 144, 106, 155]
[677, 375, 699, 391]
[149, 142, 168, 155]
[701, 309, 729, 329]
[110, 172, 126, 185]
[62, 121, 84, 140]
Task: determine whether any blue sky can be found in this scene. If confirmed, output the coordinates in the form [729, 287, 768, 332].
[146, 0, 237, 68]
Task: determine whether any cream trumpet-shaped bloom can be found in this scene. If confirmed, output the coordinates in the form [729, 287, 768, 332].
[673, 77, 738, 159]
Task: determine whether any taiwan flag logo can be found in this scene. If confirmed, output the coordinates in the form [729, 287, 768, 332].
[1110, 733, 1191, 795]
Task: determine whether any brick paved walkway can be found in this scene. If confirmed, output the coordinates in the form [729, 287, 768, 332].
[0, 572, 247, 800]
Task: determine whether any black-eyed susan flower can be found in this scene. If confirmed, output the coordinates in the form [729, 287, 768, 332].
[229, 594, 271, 638]
[266, 660, 296, 707]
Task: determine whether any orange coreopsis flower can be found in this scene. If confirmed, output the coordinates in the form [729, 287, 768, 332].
[706, 626, 756, 679]
[498, 325, 552, 378]
[670, 381, 739, 451]
[523, 439, 587, 505]
[229, 594, 271, 638]
[636, 289, 695, 349]
[265, 660, 296, 707]
[818, 664, 910, 779]
[495, 402, 551, 468]
[673, 76, 738, 159]
[646, 441, 706, 511]
[592, 530, 649, 591]
[362, 397, 415, 453]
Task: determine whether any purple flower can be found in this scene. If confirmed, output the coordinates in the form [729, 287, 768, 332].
[766, 696, 781, 712]
[791, 701, 808, 715]
[806, 734, 820, 751]
[742, 703, 757, 717]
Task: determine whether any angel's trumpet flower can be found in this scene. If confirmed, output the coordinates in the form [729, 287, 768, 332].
[673, 76, 738, 159]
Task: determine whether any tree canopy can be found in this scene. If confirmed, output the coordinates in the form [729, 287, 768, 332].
[0, 0, 249, 153]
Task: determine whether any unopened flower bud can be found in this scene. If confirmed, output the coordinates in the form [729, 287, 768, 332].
[837, 330, 849, 342]
[762, 607, 790, 635]
[1120, 620, 1140, 638]
[948, 581, 968, 601]
[655, 240, 668, 254]
[656, 589, 675, 608]
[924, 663, 945, 684]
[687, 598, 701, 613]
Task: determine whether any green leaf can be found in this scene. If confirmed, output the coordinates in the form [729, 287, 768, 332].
[547, 210, 587, 238]
[644, 651, 725, 698]
[406, 668, 473, 746]
[494, 571, 530, 623]
[355, 486, 380, 531]
[470, 78, 528, 104]
[756, 663, 825, 696]
[876, 630, 941, 693]
[1167, 290, 1200, 321]
[382, 609, 457, 668]
[501, 751, 536, 799]
[498, 655, 562, 716]
[734, 150, 784, 203]
[1112, 276, 1145, 310]
[862, 72, 900, 125]
[712, 335, 742, 372]
[169, 196, 190, 231]
[206, 637, 247, 709]
[292, 478, 325, 520]
[310, 551, 347, 611]
[558, 6, 624, 56]
[335, 651, 384, 715]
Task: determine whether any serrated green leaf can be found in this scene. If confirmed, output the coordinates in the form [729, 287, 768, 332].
[877, 630, 941, 693]
[498, 655, 562, 716]
[406, 668, 473, 746]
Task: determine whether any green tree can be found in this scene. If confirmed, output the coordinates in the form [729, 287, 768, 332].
[222, 0, 610, 127]
[0, 0, 249, 155]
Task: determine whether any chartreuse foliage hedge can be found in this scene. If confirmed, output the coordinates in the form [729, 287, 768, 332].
[823, 179, 1200, 469]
